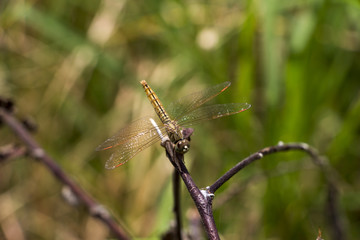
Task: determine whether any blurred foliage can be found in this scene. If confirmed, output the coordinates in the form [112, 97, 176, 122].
[1, 0, 360, 239]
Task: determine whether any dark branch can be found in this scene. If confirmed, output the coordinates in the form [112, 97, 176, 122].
[2, 94, 343, 240]
[0, 108, 130, 240]
[172, 170, 182, 240]
[208, 142, 344, 240]
[162, 140, 220, 240]
[210, 142, 326, 193]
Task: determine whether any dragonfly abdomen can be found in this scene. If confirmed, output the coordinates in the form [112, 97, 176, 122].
[140, 80, 170, 124]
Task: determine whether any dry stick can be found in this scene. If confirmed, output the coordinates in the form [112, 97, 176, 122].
[208, 142, 344, 240]
[0, 109, 129, 240]
[165, 138, 344, 240]
[210, 143, 326, 193]
[163, 141, 220, 240]
[172, 170, 182, 240]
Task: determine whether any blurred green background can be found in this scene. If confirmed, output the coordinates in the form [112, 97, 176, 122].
[1, 0, 360, 239]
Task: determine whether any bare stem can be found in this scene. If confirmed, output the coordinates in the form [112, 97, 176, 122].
[210, 143, 326, 193]
[208, 142, 344, 240]
[163, 141, 220, 240]
[0, 108, 130, 240]
[2, 99, 344, 240]
[172, 170, 182, 240]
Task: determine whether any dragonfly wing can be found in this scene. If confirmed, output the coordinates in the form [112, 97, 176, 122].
[167, 81, 231, 119]
[177, 103, 251, 127]
[96, 116, 164, 151]
[105, 133, 162, 169]
[96, 116, 166, 169]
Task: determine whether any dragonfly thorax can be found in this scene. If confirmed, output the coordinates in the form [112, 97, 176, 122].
[164, 120, 190, 153]
[164, 120, 183, 142]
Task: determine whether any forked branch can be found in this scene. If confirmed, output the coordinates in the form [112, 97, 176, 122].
[162, 140, 220, 240]
[164, 138, 343, 240]
[1, 99, 343, 240]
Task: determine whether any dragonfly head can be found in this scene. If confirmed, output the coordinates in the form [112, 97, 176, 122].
[175, 139, 190, 153]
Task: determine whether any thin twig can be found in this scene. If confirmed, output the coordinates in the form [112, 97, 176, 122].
[172, 170, 182, 240]
[163, 140, 220, 240]
[210, 143, 325, 193]
[0, 108, 130, 240]
[208, 142, 344, 240]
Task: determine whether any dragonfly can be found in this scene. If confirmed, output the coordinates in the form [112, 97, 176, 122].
[96, 80, 251, 169]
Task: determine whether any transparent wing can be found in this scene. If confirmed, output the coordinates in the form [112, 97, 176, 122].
[177, 103, 251, 127]
[96, 116, 166, 169]
[104, 133, 162, 169]
[167, 81, 231, 119]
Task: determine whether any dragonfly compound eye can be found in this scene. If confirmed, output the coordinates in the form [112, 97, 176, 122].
[175, 139, 190, 153]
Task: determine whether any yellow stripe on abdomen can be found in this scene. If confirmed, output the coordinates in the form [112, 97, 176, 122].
[140, 80, 170, 124]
